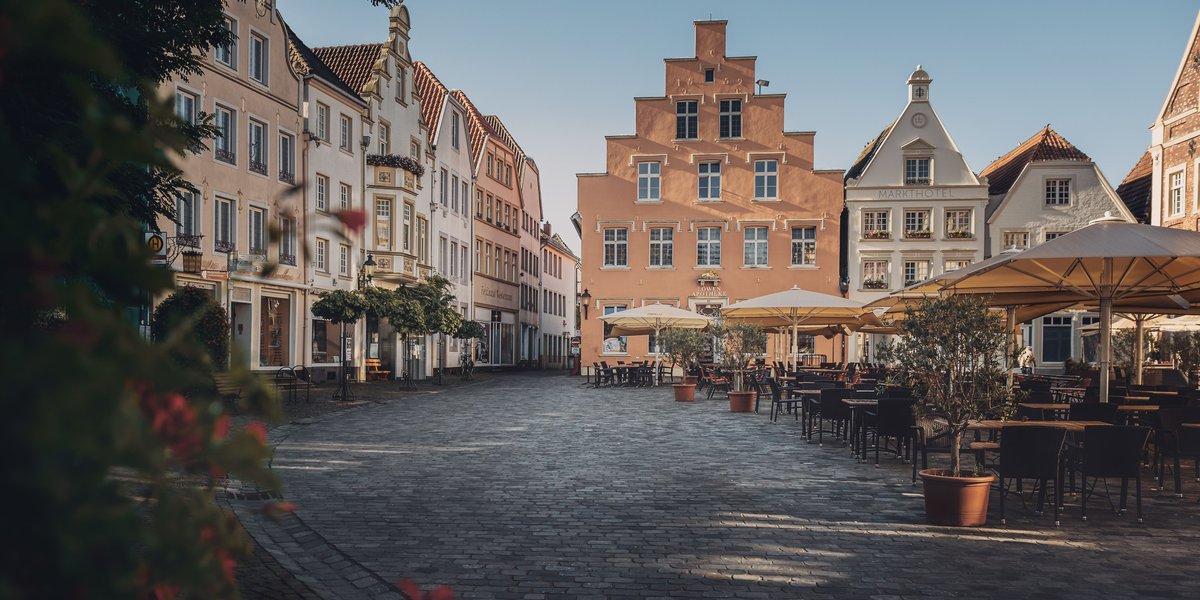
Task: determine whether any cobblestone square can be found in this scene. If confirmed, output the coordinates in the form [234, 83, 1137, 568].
[231, 373, 1200, 599]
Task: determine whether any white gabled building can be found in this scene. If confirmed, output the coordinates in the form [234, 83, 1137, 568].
[844, 66, 989, 361]
[979, 127, 1135, 370]
[414, 61, 475, 374]
[285, 24, 370, 383]
[539, 226, 578, 370]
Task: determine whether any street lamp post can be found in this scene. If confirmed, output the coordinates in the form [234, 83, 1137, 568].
[335, 254, 375, 402]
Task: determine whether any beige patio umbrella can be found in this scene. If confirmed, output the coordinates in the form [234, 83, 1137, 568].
[936, 215, 1200, 403]
[721, 286, 866, 372]
[599, 304, 712, 385]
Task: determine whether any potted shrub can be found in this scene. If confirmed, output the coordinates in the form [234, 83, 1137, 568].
[879, 295, 1012, 526]
[715, 322, 767, 412]
[660, 327, 709, 401]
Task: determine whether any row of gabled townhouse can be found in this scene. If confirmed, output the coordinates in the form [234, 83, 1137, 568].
[574, 19, 1139, 373]
[156, 2, 577, 382]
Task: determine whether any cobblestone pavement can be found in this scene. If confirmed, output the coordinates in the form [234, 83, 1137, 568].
[247, 372, 1200, 599]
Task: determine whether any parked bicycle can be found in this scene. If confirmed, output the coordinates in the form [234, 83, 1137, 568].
[459, 351, 474, 381]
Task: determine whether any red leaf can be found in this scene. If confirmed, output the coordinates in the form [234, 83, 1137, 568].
[397, 578, 423, 600]
[212, 414, 230, 441]
[333, 209, 367, 233]
[245, 421, 267, 446]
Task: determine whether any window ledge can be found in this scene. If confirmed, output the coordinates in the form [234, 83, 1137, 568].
[787, 265, 819, 270]
[600, 353, 630, 357]
[646, 266, 676, 271]
[671, 138, 700, 144]
[635, 199, 663, 204]
[718, 137, 746, 142]
[696, 199, 723, 203]
[741, 266, 772, 270]
[752, 198, 781, 202]
[858, 288, 891, 293]
[693, 266, 723, 270]
[601, 266, 631, 271]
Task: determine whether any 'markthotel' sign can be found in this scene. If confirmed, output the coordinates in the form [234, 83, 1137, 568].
[876, 188, 958, 200]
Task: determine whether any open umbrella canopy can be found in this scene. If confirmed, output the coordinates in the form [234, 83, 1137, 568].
[721, 285, 865, 324]
[938, 216, 1200, 402]
[722, 286, 865, 370]
[599, 304, 712, 337]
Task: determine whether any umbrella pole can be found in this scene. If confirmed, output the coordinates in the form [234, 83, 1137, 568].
[791, 322, 798, 373]
[1005, 307, 1016, 390]
[1099, 257, 1114, 404]
[1134, 316, 1146, 386]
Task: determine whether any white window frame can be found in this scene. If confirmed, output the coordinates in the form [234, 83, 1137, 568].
[863, 210, 890, 239]
[249, 32, 268, 84]
[743, 226, 769, 267]
[248, 118, 267, 174]
[675, 100, 698, 140]
[754, 160, 777, 200]
[174, 88, 198, 125]
[603, 227, 628, 267]
[339, 182, 351, 210]
[697, 226, 722, 267]
[214, 196, 236, 253]
[316, 103, 329, 142]
[904, 157, 931, 185]
[375, 198, 392, 250]
[1002, 230, 1030, 250]
[451, 111, 461, 150]
[903, 209, 931, 238]
[944, 208, 972, 238]
[315, 174, 329, 212]
[903, 259, 931, 286]
[278, 131, 295, 181]
[378, 123, 391, 155]
[248, 206, 266, 255]
[339, 114, 352, 152]
[280, 216, 296, 265]
[637, 161, 661, 201]
[648, 227, 673, 267]
[1044, 230, 1068, 242]
[214, 16, 236, 69]
[698, 161, 721, 200]
[719, 99, 742, 139]
[1044, 177, 1071, 206]
[943, 258, 971, 273]
[339, 244, 350, 276]
[213, 104, 236, 164]
[862, 259, 889, 289]
[1169, 168, 1185, 217]
[790, 227, 816, 267]
[315, 238, 329, 273]
[175, 190, 200, 242]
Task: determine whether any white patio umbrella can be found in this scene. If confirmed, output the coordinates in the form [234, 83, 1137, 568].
[599, 304, 712, 385]
[936, 215, 1200, 403]
[721, 286, 866, 372]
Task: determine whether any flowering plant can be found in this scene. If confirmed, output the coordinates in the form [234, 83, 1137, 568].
[366, 153, 426, 177]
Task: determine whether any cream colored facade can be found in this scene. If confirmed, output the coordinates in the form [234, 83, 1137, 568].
[540, 227, 579, 370]
[161, 1, 305, 372]
[844, 67, 989, 361]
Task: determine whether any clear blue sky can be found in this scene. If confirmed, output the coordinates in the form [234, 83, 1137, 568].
[281, 0, 1199, 254]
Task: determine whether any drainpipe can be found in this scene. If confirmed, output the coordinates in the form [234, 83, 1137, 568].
[429, 144, 441, 383]
[300, 75, 312, 376]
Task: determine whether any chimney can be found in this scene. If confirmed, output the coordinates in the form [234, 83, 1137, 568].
[695, 20, 727, 59]
[542, 222, 552, 236]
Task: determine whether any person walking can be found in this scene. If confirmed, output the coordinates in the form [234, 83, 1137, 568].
[1019, 346, 1037, 375]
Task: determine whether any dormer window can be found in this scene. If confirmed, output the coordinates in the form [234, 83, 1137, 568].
[904, 157, 931, 185]
[704, 68, 715, 83]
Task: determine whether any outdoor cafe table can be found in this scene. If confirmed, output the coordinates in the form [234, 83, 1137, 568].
[777, 387, 822, 426]
[1051, 386, 1087, 402]
[842, 398, 877, 460]
[968, 420, 1110, 436]
[1018, 402, 1159, 424]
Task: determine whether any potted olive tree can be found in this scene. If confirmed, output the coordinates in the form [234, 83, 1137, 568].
[715, 322, 767, 412]
[880, 295, 1012, 526]
[660, 327, 709, 401]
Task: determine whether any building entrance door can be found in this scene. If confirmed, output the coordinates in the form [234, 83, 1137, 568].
[230, 301, 252, 369]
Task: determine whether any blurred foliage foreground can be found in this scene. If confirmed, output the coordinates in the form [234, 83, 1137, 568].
[0, 0, 288, 597]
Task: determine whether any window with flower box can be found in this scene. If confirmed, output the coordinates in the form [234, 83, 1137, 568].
[903, 260, 931, 286]
[903, 210, 931, 239]
[862, 260, 889, 289]
[944, 209, 972, 239]
[863, 210, 890, 239]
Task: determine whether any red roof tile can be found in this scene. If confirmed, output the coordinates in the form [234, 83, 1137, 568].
[412, 61, 448, 144]
[1116, 150, 1153, 223]
[980, 126, 1091, 196]
[312, 43, 381, 95]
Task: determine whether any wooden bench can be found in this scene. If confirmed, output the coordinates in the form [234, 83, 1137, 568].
[365, 358, 391, 381]
[213, 373, 242, 403]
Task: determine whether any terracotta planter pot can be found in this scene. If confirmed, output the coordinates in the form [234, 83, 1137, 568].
[918, 469, 995, 527]
[673, 383, 696, 402]
[728, 390, 755, 413]
[684, 375, 699, 385]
